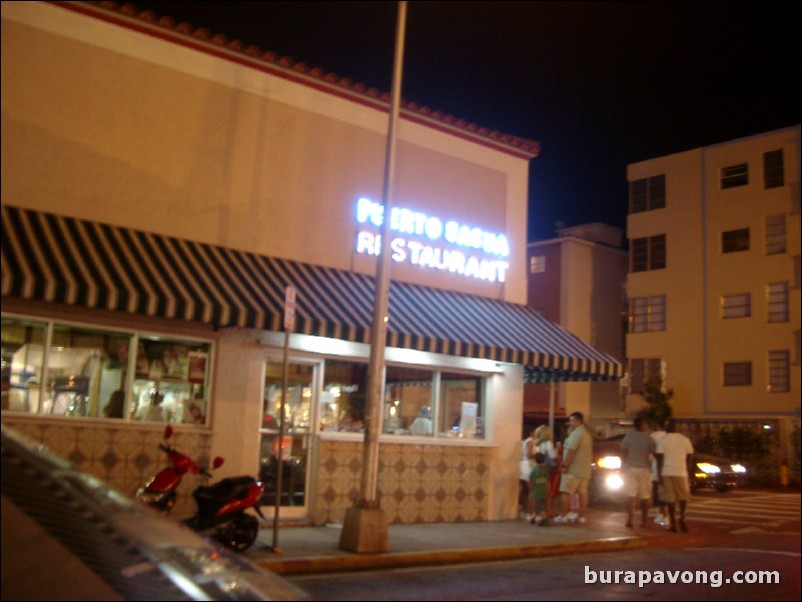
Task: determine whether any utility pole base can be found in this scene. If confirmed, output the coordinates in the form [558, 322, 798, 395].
[338, 506, 389, 553]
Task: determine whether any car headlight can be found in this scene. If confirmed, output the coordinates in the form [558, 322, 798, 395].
[596, 456, 621, 470]
[696, 462, 720, 474]
[605, 473, 624, 490]
[731, 463, 747, 474]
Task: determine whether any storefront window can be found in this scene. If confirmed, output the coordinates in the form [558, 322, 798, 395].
[131, 336, 211, 424]
[1, 315, 211, 425]
[45, 324, 133, 418]
[260, 361, 314, 508]
[321, 360, 367, 432]
[2, 317, 47, 413]
[383, 366, 434, 436]
[438, 372, 485, 439]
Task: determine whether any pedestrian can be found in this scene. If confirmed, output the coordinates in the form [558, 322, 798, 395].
[555, 411, 594, 524]
[529, 452, 550, 525]
[655, 419, 694, 533]
[533, 425, 560, 517]
[621, 416, 654, 528]
[519, 426, 537, 519]
[650, 419, 670, 527]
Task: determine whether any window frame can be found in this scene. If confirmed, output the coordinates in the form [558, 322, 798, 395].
[627, 358, 664, 395]
[721, 292, 751, 319]
[630, 234, 666, 272]
[721, 163, 748, 189]
[767, 282, 789, 323]
[767, 350, 790, 393]
[723, 362, 752, 387]
[529, 254, 546, 274]
[765, 214, 786, 255]
[629, 295, 666, 333]
[629, 174, 666, 214]
[721, 228, 750, 254]
[763, 149, 784, 189]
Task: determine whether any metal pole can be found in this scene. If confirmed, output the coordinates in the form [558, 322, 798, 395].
[359, 0, 407, 505]
[271, 326, 290, 551]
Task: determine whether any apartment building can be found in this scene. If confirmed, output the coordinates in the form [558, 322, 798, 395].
[625, 125, 801, 467]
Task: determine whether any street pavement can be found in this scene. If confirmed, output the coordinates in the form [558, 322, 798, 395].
[246, 507, 655, 576]
[245, 489, 799, 576]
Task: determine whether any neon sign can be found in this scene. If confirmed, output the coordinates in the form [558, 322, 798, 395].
[354, 197, 510, 283]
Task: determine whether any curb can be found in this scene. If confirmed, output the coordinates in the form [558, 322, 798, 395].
[256, 536, 647, 575]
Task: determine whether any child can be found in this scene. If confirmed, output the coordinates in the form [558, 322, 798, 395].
[529, 452, 550, 526]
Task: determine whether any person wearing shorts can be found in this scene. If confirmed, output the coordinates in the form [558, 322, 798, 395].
[555, 412, 593, 524]
[656, 420, 694, 533]
[621, 416, 655, 528]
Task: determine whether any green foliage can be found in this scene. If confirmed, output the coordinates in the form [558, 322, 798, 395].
[639, 378, 673, 428]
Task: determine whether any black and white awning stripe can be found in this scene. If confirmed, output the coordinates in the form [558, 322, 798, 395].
[1, 205, 621, 382]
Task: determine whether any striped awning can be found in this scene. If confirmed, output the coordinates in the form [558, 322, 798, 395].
[1, 205, 622, 382]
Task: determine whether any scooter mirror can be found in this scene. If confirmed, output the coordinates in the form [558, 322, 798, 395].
[164, 424, 174, 440]
[212, 456, 224, 469]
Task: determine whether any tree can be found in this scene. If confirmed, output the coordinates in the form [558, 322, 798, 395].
[639, 378, 673, 427]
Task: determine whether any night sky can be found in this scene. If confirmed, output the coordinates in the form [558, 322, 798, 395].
[131, 1, 799, 242]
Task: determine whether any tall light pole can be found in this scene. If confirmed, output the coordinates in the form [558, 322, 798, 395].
[339, 0, 407, 553]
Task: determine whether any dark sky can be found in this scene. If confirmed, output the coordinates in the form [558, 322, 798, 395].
[132, 1, 799, 242]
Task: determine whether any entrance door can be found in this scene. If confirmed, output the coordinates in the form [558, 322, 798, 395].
[258, 360, 315, 517]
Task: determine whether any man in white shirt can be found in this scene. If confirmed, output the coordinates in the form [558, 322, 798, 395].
[655, 420, 694, 533]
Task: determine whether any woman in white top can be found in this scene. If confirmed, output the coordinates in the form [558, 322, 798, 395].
[534, 425, 561, 517]
[519, 426, 537, 519]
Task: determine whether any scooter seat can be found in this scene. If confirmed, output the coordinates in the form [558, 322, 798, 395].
[195, 476, 255, 502]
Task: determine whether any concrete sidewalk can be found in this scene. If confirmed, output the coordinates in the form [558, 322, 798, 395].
[245, 509, 649, 575]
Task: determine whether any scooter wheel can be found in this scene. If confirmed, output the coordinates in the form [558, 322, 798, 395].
[217, 515, 259, 552]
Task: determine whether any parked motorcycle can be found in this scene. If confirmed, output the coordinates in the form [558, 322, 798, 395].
[136, 425, 266, 552]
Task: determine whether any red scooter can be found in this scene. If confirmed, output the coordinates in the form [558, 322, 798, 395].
[136, 425, 266, 552]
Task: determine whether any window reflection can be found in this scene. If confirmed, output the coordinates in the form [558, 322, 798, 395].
[383, 366, 433, 436]
[321, 360, 367, 432]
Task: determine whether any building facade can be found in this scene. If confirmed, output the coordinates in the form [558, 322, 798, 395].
[1, 2, 620, 525]
[625, 126, 801, 476]
[525, 223, 628, 436]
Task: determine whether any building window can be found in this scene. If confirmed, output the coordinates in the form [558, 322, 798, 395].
[627, 358, 663, 395]
[765, 214, 786, 255]
[721, 293, 751, 318]
[723, 362, 752, 386]
[764, 149, 784, 189]
[722, 228, 750, 253]
[1, 315, 212, 424]
[767, 282, 789, 323]
[629, 174, 666, 213]
[767, 350, 790, 393]
[437, 372, 485, 438]
[530, 254, 546, 274]
[383, 365, 434, 436]
[629, 295, 666, 332]
[721, 163, 748, 189]
[630, 234, 666, 272]
[320, 359, 368, 433]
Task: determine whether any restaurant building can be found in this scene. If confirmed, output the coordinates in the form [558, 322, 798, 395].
[1, 1, 620, 524]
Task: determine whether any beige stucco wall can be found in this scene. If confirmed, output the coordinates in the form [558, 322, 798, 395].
[1, 1, 529, 303]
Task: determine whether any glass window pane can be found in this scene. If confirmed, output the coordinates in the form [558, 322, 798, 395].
[764, 149, 784, 189]
[2, 317, 47, 413]
[721, 163, 748, 189]
[383, 366, 433, 436]
[43, 324, 133, 418]
[321, 359, 367, 432]
[131, 336, 211, 424]
[649, 175, 666, 210]
[723, 362, 751, 386]
[438, 372, 484, 439]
